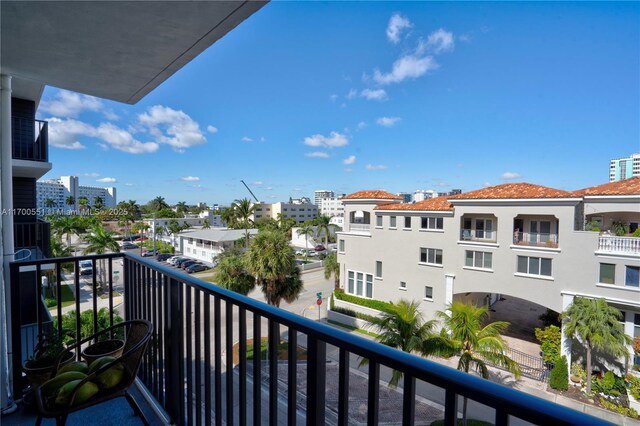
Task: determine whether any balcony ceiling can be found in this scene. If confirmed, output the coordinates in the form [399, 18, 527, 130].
[1, 1, 266, 103]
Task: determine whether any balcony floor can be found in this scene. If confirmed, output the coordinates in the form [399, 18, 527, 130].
[1, 384, 165, 426]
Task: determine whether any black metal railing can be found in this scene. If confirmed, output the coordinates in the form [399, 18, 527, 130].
[10, 253, 611, 426]
[488, 347, 554, 382]
[11, 117, 48, 161]
[14, 219, 51, 258]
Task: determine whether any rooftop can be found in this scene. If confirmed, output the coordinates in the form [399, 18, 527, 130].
[452, 183, 573, 200]
[181, 227, 258, 242]
[342, 190, 404, 201]
[572, 176, 640, 196]
[376, 195, 455, 211]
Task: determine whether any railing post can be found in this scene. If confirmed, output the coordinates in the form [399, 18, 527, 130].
[9, 263, 23, 399]
[166, 278, 184, 424]
[306, 336, 326, 426]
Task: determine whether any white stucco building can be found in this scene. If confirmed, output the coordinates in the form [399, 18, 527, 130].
[178, 228, 258, 264]
[337, 179, 640, 368]
[36, 175, 116, 214]
[319, 196, 344, 218]
[253, 200, 318, 224]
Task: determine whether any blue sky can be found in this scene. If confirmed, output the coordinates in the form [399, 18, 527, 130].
[37, 2, 639, 205]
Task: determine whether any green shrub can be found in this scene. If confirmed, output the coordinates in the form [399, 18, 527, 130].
[331, 305, 378, 323]
[333, 290, 395, 314]
[45, 298, 56, 308]
[611, 222, 628, 236]
[534, 325, 561, 363]
[549, 355, 568, 391]
[571, 362, 586, 382]
[627, 374, 640, 400]
[599, 397, 639, 418]
[633, 228, 640, 238]
[593, 371, 626, 397]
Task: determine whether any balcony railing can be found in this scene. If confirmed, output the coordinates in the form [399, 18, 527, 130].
[14, 219, 51, 258]
[349, 223, 371, 233]
[12, 117, 48, 162]
[9, 253, 609, 425]
[513, 232, 559, 248]
[597, 235, 640, 255]
[460, 229, 496, 242]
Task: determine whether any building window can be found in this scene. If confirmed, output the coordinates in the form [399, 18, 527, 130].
[348, 271, 354, 294]
[599, 263, 616, 284]
[347, 270, 373, 298]
[339, 239, 345, 252]
[424, 286, 433, 300]
[202, 251, 206, 257]
[404, 216, 411, 229]
[421, 216, 443, 230]
[376, 216, 383, 227]
[626, 266, 640, 287]
[517, 256, 552, 277]
[375, 261, 382, 278]
[420, 248, 443, 265]
[465, 251, 493, 269]
[400, 281, 407, 290]
[390, 216, 396, 228]
[366, 274, 373, 298]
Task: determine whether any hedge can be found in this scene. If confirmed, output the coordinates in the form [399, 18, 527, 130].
[333, 290, 395, 314]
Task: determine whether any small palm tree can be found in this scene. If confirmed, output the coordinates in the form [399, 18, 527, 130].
[49, 237, 72, 258]
[93, 196, 104, 210]
[431, 302, 521, 425]
[563, 297, 631, 394]
[50, 214, 85, 248]
[45, 198, 57, 210]
[296, 222, 315, 261]
[314, 215, 334, 248]
[175, 201, 188, 214]
[149, 196, 169, 212]
[65, 196, 75, 210]
[220, 207, 237, 228]
[362, 299, 438, 386]
[232, 198, 258, 248]
[323, 252, 340, 288]
[202, 219, 211, 229]
[213, 254, 255, 295]
[83, 225, 120, 286]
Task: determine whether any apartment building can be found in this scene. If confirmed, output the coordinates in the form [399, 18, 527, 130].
[319, 196, 344, 218]
[178, 228, 258, 264]
[610, 152, 640, 182]
[337, 179, 640, 366]
[252, 200, 318, 223]
[314, 189, 334, 206]
[36, 175, 116, 214]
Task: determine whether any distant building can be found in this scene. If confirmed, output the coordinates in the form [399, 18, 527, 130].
[412, 189, 437, 203]
[253, 200, 318, 223]
[319, 196, 344, 218]
[36, 175, 116, 215]
[314, 190, 334, 206]
[145, 211, 223, 237]
[177, 228, 258, 263]
[610, 153, 640, 182]
[396, 192, 412, 203]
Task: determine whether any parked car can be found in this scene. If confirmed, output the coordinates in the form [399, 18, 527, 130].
[168, 256, 187, 266]
[79, 260, 93, 275]
[156, 253, 172, 261]
[185, 263, 209, 273]
[174, 258, 194, 267]
[121, 242, 137, 250]
[181, 260, 201, 270]
[142, 249, 159, 257]
[134, 236, 149, 241]
[122, 235, 141, 242]
[314, 245, 325, 251]
[307, 251, 319, 257]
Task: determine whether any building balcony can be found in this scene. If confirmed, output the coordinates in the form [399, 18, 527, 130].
[597, 235, 640, 256]
[348, 223, 371, 233]
[513, 232, 559, 249]
[460, 228, 497, 243]
[13, 219, 51, 259]
[7, 253, 608, 425]
[11, 117, 52, 179]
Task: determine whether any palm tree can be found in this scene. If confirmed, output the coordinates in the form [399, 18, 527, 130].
[83, 224, 120, 287]
[65, 196, 75, 211]
[202, 219, 211, 229]
[431, 302, 521, 425]
[362, 299, 438, 386]
[220, 207, 236, 228]
[78, 196, 89, 213]
[562, 297, 631, 394]
[49, 237, 72, 258]
[154, 225, 166, 239]
[45, 198, 57, 210]
[232, 198, 258, 248]
[276, 213, 296, 238]
[314, 215, 334, 248]
[50, 214, 84, 248]
[213, 254, 256, 295]
[93, 196, 104, 210]
[149, 196, 169, 212]
[175, 201, 188, 214]
[323, 252, 340, 288]
[244, 230, 302, 307]
[296, 222, 315, 261]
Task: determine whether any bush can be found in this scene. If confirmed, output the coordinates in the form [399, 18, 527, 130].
[571, 362, 586, 382]
[599, 397, 638, 419]
[593, 371, 626, 397]
[633, 336, 640, 356]
[61, 308, 124, 345]
[633, 228, 640, 238]
[534, 325, 561, 363]
[333, 289, 395, 314]
[627, 374, 640, 400]
[549, 355, 568, 391]
[45, 298, 56, 308]
[330, 305, 378, 323]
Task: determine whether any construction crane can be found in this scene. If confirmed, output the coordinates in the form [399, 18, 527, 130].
[240, 180, 259, 202]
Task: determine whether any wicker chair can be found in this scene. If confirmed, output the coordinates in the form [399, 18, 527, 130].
[34, 319, 153, 426]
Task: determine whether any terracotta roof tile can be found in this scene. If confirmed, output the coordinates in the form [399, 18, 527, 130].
[342, 190, 403, 200]
[453, 183, 572, 200]
[375, 195, 454, 211]
[571, 177, 640, 196]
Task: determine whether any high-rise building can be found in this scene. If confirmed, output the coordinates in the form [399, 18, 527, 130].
[314, 190, 334, 206]
[396, 192, 412, 203]
[412, 189, 437, 202]
[319, 196, 344, 217]
[36, 176, 117, 214]
[610, 153, 640, 182]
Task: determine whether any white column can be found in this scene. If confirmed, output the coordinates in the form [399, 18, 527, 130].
[0, 74, 16, 411]
[561, 293, 574, 368]
[445, 274, 455, 307]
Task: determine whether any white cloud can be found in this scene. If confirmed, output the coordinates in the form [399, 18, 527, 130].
[137, 105, 206, 151]
[39, 90, 102, 118]
[501, 171, 522, 180]
[180, 176, 200, 182]
[459, 34, 471, 43]
[95, 122, 159, 154]
[376, 116, 401, 127]
[207, 125, 218, 134]
[96, 177, 116, 183]
[266, 186, 273, 190]
[47, 117, 91, 149]
[366, 164, 388, 171]
[360, 88, 388, 101]
[343, 155, 356, 165]
[373, 55, 438, 85]
[305, 151, 330, 158]
[329, 94, 338, 102]
[241, 136, 254, 142]
[81, 172, 100, 177]
[346, 89, 358, 100]
[253, 181, 263, 186]
[424, 28, 455, 54]
[386, 13, 412, 44]
[357, 121, 367, 130]
[303, 131, 348, 148]
[124, 183, 134, 187]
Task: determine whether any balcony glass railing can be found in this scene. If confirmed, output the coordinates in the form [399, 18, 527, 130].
[513, 232, 559, 248]
[349, 223, 371, 233]
[11, 117, 48, 162]
[10, 253, 609, 425]
[460, 229, 496, 241]
[597, 235, 640, 255]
